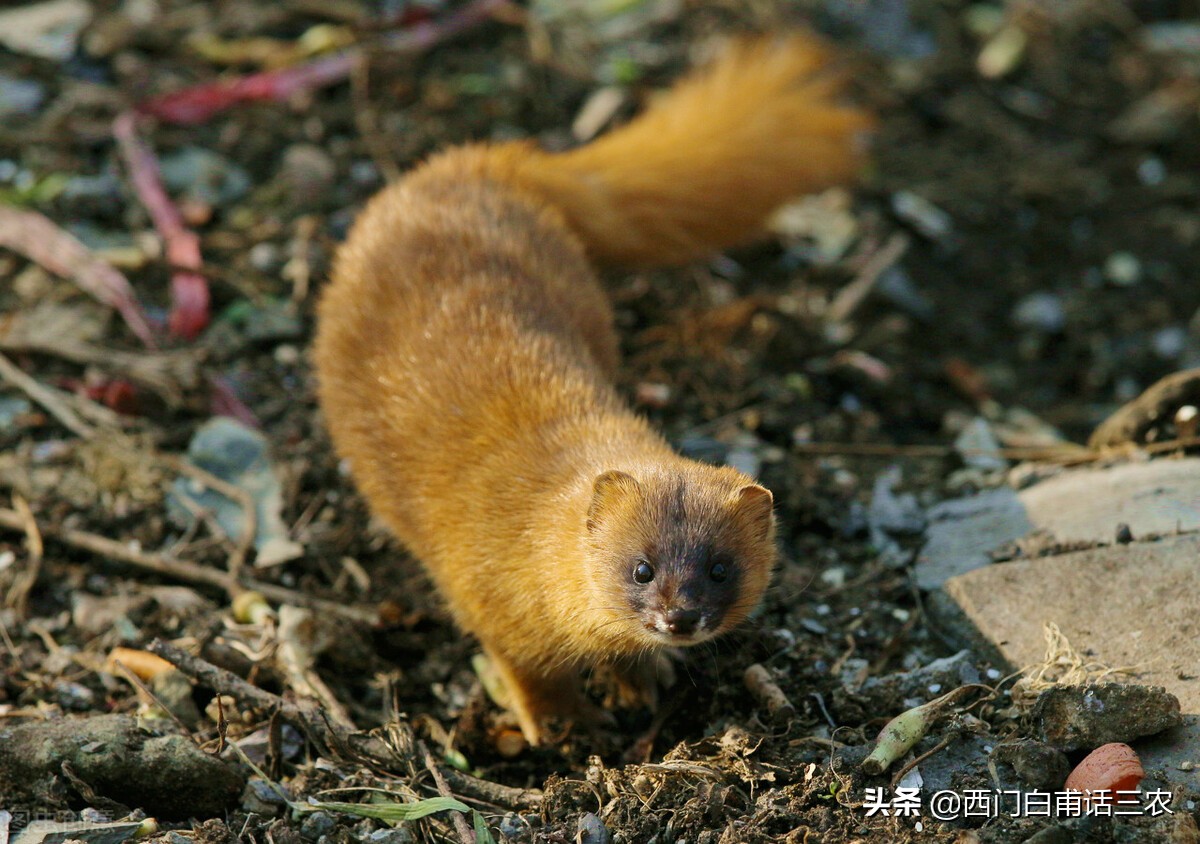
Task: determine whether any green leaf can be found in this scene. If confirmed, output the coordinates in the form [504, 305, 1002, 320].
[305, 796, 470, 822]
[473, 810, 496, 844]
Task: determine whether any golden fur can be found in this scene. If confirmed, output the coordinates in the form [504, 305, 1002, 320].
[313, 34, 871, 743]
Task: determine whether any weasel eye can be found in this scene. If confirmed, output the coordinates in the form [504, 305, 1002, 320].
[633, 560, 654, 584]
[709, 561, 728, 582]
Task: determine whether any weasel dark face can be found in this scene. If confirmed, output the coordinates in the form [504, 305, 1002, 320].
[583, 465, 776, 649]
[624, 542, 740, 643]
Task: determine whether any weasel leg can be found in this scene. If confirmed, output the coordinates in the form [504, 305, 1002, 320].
[609, 650, 678, 710]
[482, 650, 613, 745]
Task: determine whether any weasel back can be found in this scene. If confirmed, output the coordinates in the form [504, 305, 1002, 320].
[414, 33, 872, 266]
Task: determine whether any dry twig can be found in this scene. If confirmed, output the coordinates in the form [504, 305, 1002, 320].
[0, 350, 95, 439]
[0, 506, 377, 624]
[423, 743, 475, 844]
[4, 494, 43, 617]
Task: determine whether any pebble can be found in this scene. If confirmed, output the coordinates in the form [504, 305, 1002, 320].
[280, 143, 337, 206]
[725, 447, 760, 478]
[800, 618, 828, 636]
[876, 265, 934, 320]
[577, 813, 612, 844]
[56, 680, 95, 710]
[365, 828, 415, 844]
[1137, 156, 1167, 186]
[350, 159, 380, 186]
[274, 344, 301, 366]
[0, 72, 46, 118]
[159, 146, 251, 207]
[300, 811, 336, 840]
[249, 242, 281, 272]
[953, 416, 1007, 472]
[1152, 325, 1187, 360]
[992, 740, 1071, 790]
[1103, 251, 1142, 286]
[977, 24, 1028, 79]
[891, 190, 953, 240]
[0, 396, 32, 428]
[241, 779, 288, 815]
[0, 0, 93, 61]
[868, 466, 926, 536]
[498, 814, 526, 840]
[1011, 292, 1066, 334]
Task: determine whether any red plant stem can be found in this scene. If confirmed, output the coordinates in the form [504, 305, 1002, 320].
[138, 51, 360, 125]
[136, 0, 510, 126]
[0, 205, 157, 349]
[112, 111, 210, 340]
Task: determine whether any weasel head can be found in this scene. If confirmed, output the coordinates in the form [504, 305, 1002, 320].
[582, 463, 776, 650]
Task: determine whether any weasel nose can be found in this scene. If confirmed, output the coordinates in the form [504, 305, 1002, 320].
[665, 608, 701, 635]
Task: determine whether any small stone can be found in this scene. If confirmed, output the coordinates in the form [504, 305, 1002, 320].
[0, 73, 45, 118]
[1012, 292, 1066, 334]
[892, 190, 953, 240]
[365, 827, 415, 844]
[1103, 252, 1142, 286]
[725, 447, 760, 478]
[150, 668, 202, 727]
[576, 813, 612, 844]
[992, 740, 1071, 789]
[635, 381, 670, 408]
[0, 0, 92, 61]
[0, 396, 32, 428]
[159, 147, 251, 207]
[241, 778, 288, 815]
[977, 24, 1028, 79]
[280, 143, 336, 206]
[300, 811, 336, 840]
[1152, 326, 1187, 360]
[1115, 522, 1133, 544]
[1033, 684, 1182, 750]
[1137, 156, 1167, 186]
[249, 242, 280, 272]
[498, 814, 528, 841]
[953, 417, 1007, 472]
[56, 680, 95, 710]
[274, 344, 301, 366]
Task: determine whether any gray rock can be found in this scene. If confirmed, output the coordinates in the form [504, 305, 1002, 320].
[576, 813, 612, 844]
[242, 778, 289, 815]
[365, 827, 416, 844]
[159, 146, 251, 207]
[1012, 292, 1066, 334]
[12, 820, 144, 844]
[280, 144, 337, 206]
[1033, 684, 1182, 750]
[916, 487, 1032, 590]
[168, 417, 303, 567]
[916, 457, 1200, 589]
[836, 650, 980, 717]
[301, 811, 337, 840]
[0, 72, 45, 118]
[991, 740, 1071, 790]
[953, 416, 1008, 471]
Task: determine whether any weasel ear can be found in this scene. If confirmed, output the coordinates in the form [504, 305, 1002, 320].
[730, 484, 774, 539]
[587, 470, 640, 533]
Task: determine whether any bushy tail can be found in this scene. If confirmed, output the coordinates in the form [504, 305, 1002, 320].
[477, 33, 873, 266]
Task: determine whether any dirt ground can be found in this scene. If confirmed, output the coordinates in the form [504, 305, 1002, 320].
[2, 0, 1199, 842]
